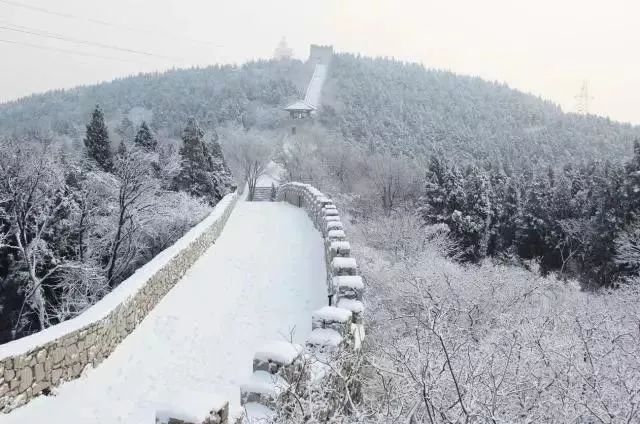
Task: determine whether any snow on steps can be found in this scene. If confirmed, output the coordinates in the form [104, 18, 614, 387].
[249, 187, 274, 202]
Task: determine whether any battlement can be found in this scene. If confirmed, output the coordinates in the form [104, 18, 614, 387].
[309, 45, 333, 65]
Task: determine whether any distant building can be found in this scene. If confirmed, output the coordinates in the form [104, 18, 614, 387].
[309, 45, 333, 65]
[284, 100, 315, 119]
[274, 38, 293, 60]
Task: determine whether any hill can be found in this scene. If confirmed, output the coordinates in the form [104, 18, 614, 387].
[1, 53, 638, 167]
[321, 54, 640, 166]
[0, 59, 307, 138]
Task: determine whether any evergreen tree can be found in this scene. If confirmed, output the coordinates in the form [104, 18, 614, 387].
[419, 156, 449, 224]
[84, 105, 113, 171]
[173, 118, 234, 205]
[115, 116, 135, 143]
[133, 121, 157, 151]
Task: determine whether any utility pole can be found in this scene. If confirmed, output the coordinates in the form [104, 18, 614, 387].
[575, 81, 594, 115]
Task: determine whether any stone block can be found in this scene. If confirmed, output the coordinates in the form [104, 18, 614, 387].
[35, 349, 47, 364]
[51, 369, 63, 385]
[333, 276, 364, 300]
[18, 367, 33, 392]
[34, 363, 45, 382]
[32, 381, 50, 396]
[312, 306, 353, 336]
[331, 257, 358, 276]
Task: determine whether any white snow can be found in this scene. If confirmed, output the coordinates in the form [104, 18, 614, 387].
[327, 229, 346, 239]
[331, 257, 357, 271]
[155, 391, 228, 424]
[2, 201, 327, 424]
[255, 161, 284, 188]
[337, 299, 364, 314]
[312, 306, 352, 323]
[304, 64, 328, 108]
[243, 402, 275, 423]
[326, 221, 344, 231]
[254, 341, 303, 365]
[333, 276, 364, 290]
[0, 193, 237, 359]
[330, 241, 351, 252]
[306, 328, 342, 347]
[240, 371, 288, 396]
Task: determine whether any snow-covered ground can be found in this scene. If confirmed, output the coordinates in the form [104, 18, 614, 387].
[1, 200, 327, 424]
[256, 161, 284, 187]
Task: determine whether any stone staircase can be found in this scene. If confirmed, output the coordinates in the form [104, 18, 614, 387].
[251, 187, 274, 202]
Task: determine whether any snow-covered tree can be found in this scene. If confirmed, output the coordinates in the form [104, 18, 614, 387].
[174, 118, 234, 205]
[105, 148, 158, 286]
[0, 140, 76, 332]
[84, 105, 113, 172]
[133, 121, 157, 152]
[224, 130, 272, 201]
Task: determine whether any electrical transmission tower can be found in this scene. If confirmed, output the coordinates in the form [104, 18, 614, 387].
[575, 81, 594, 115]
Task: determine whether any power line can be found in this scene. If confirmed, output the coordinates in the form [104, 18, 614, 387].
[0, 0, 221, 47]
[0, 23, 185, 61]
[0, 37, 154, 64]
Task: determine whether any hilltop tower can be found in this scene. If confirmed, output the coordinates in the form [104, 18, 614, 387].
[308, 45, 333, 65]
[274, 37, 293, 61]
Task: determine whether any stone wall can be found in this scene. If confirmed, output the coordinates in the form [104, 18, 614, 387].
[0, 193, 239, 413]
[240, 183, 365, 420]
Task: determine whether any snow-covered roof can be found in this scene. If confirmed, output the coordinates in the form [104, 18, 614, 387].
[284, 100, 316, 111]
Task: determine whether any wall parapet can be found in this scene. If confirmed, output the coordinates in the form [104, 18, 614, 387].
[0, 192, 239, 413]
[241, 182, 365, 420]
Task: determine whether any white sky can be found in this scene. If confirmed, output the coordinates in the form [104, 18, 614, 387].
[0, 0, 638, 124]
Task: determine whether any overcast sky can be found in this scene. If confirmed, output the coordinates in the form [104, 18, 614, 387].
[1, 0, 638, 124]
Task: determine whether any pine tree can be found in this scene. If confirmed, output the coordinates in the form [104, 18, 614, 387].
[84, 105, 113, 171]
[419, 156, 449, 224]
[173, 118, 234, 205]
[133, 121, 157, 151]
[116, 116, 135, 143]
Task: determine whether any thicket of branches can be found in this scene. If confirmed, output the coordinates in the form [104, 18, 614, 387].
[351, 216, 640, 423]
[0, 107, 234, 343]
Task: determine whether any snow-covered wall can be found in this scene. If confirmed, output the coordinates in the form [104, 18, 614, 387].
[237, 183, 365, 418]
[0, 193, 239, 413]
[276, 183, 364, 327]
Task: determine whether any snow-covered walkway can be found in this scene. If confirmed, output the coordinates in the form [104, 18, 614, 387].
[304, 64, 327, 108]
[1, 201, 327, 424]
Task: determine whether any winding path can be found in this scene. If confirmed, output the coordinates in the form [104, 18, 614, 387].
[1, 200, 327, 424]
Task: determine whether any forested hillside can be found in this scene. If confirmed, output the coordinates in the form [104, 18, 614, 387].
[2, 54, 637, 169]
[0, 59, 306, 137]
[322, 54, 640, 165]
